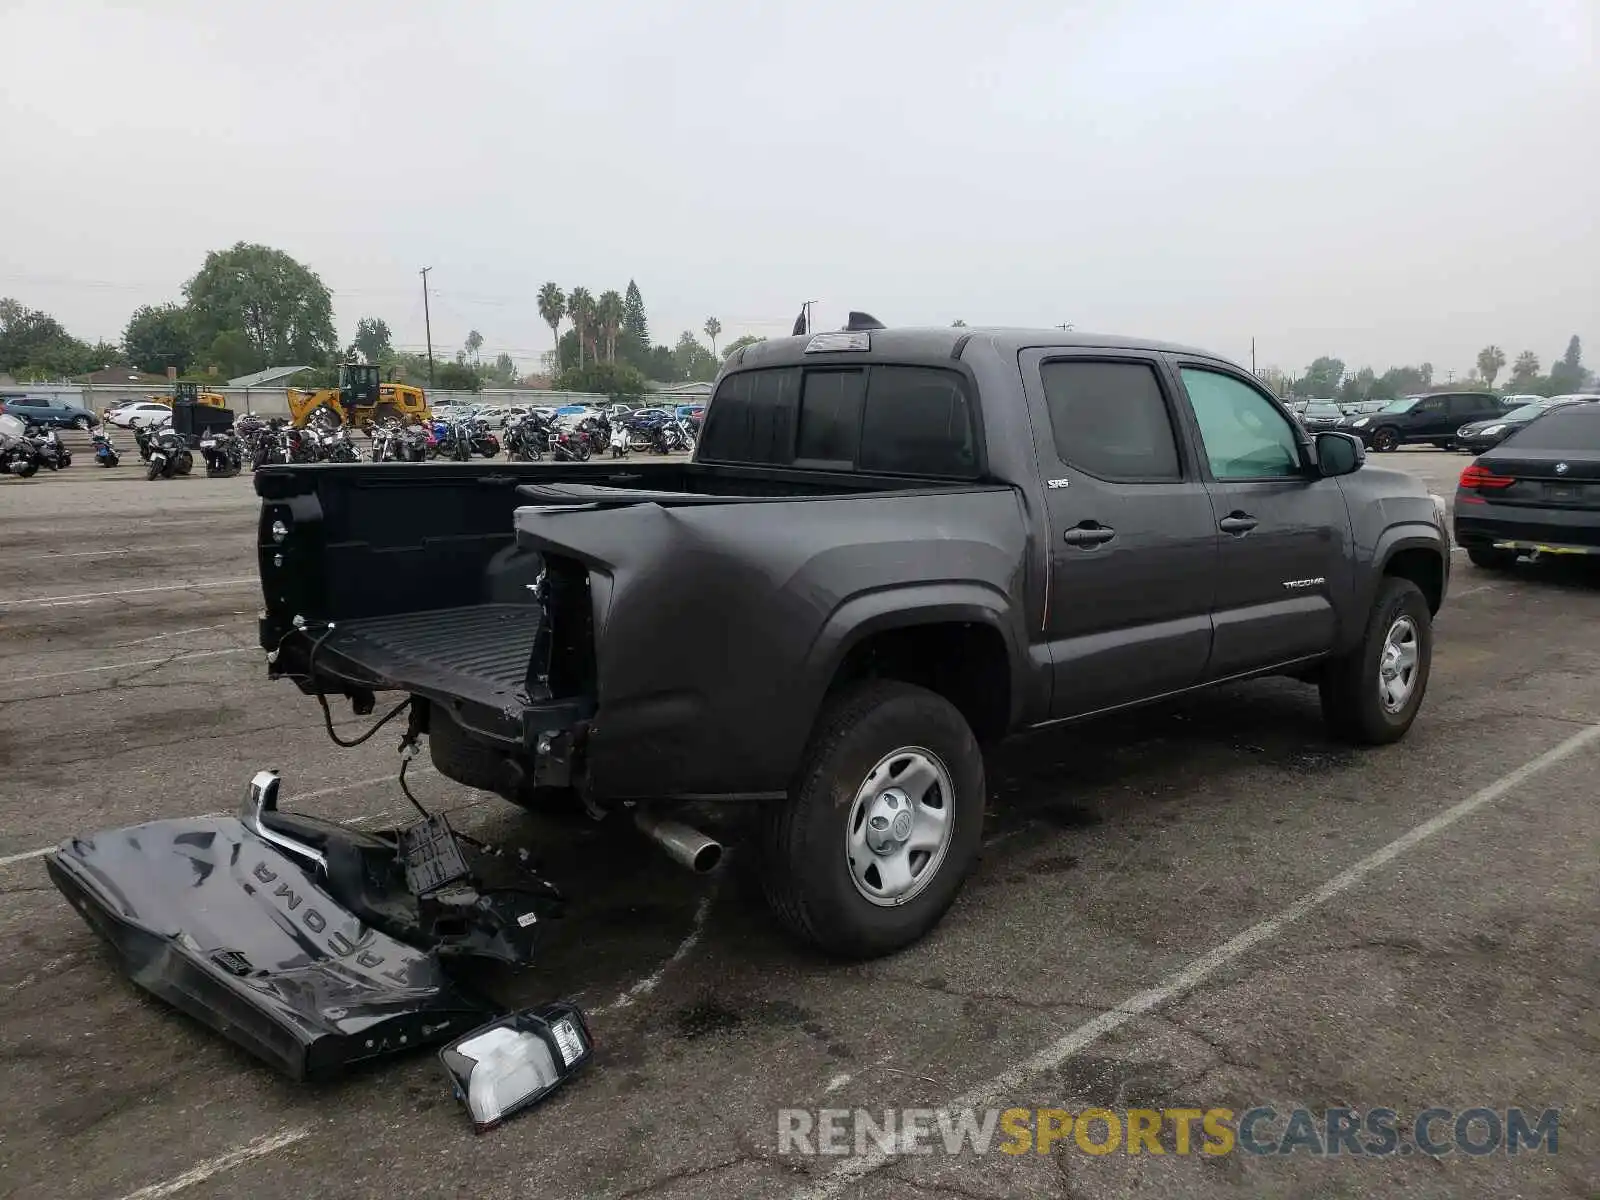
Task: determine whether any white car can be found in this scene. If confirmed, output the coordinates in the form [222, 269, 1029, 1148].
[105, 402, 173, 429]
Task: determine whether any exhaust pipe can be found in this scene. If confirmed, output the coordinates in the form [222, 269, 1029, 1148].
[633, 809, 723, 874]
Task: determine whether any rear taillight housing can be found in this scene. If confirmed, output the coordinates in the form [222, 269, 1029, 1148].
[1459, 462, 1515, 497]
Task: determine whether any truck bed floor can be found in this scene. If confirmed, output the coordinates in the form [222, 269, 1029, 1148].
[316, 604, 541, 711]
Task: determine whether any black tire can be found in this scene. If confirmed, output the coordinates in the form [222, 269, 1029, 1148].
[14, 460, 38, 478]
[759, 680, 985, 958]
[175, 452, 193, 476]
[1370, 427, 1400, 452]
[1319, 577, 1432, 745]
[146, 460, 162, 481]
[1467, 545, 1518, 570]
[75, 415, 91, 430]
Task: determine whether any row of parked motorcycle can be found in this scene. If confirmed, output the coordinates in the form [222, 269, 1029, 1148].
[0, 404, 701, 481]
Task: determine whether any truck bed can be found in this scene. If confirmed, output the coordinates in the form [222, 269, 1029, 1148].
[314, 604, 543, 712]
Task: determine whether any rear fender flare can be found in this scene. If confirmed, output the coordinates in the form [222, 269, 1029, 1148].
[780, 584, 1027, 762]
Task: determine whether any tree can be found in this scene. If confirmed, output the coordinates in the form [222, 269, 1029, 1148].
[484, 352, 518, 386]
[205, 329, 262, 379]
[621, 280, 648, 350]
[951, 319, 967, 327]
[553, 360, 648, 398]
[183, 242, 338, 365]
[674, 330, 719, 382]
[702, 316, 722, 358]
[1550, 335, 1586, 393]
[537, 283, 565, 366]
[435, 361, 482, 391]
[645, 344, 679, 381]
[596, 290, 624, 362]
[464, 329, 484, 365]
[722, 334, 765, 361]
[348, 316, 393, 365]
[567, 287, 594, 369]
[1292, 356, 1346, 397]
[1509, 350, 1540, 391]
[1475, 345, 1506, 389]
[0, 299, 72, 375]
[123, 303, 194, 374]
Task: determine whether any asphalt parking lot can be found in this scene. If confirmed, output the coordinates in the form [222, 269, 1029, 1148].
[2, 446, 1597, 1200]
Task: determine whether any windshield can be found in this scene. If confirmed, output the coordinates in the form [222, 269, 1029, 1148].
[1501, 402, 1554, 422]
[1304, 402, 1341, 417]
[1379, 396, 1417, 413]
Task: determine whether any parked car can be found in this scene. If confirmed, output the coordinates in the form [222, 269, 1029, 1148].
[1295, 399, 1345, 432]
[1453, 403, 1600, 568]
[1340, 391, 1511, 451]
[104, 401, 174, 429]
[1339, 400, 1387, 417]
[1454, 396, 1598, 455]
[0, 394, 101, 429]
[254, 324, 1449, 961]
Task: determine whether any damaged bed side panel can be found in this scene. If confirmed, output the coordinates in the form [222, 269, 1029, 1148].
[46, 817, 498, 1080]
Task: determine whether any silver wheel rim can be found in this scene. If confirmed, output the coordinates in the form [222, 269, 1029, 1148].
[845, 747, 954, 907]
[1379, 616, 1420, 713]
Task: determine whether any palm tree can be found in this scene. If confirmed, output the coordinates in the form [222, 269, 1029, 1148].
[703, 316, 722, 358]
[1476, 344, 1506, 389]
[597, 290, 624, 362]
[537, 283, 565, 369]
[568, 286, 594, 369]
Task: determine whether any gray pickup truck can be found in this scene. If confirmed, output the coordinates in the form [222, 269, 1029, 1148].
[256, 323, 1450, 959]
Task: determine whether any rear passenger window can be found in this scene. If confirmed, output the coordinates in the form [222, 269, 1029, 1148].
[1039, 361, 1181, 481]
[858, 367, 977, 477]
[698, 368, 799, 464]
[796, 370, 864, 463]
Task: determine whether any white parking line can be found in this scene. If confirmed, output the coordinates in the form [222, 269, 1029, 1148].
[594, 888, 718, 1015]
[125, 623, 242, 644]
[117, 1127, 312, 1200]
[799, 720, 1600, 1198]
[0, 542, 215, 561]
[0, 578, 254, 608]
[7, 646, 253, 684]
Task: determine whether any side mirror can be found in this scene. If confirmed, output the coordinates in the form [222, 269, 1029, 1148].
[1315, 431, 1364, 477]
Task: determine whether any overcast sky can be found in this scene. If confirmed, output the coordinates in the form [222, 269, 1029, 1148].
[1, 0, 1595, 378]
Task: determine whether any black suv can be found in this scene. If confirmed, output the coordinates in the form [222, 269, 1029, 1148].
[1341, 392, 1509, 452]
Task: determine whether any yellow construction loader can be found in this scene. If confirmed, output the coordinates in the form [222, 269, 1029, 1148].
[287, 364, 430, 427]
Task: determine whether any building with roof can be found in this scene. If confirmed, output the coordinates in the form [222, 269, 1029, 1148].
[227, 365, 312, 388]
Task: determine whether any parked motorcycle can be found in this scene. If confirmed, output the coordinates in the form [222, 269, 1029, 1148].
[467, 416, 501, 459]
[200, 429, 244, 477]
[321, 425, 364, 463]
[24, 424, 70, 470]
[0, 413, 40, 477]
[132, 423, 157, 462]
[549, 426, 592, 462]
[504, 411, 550, 461]
[146, 428, 194, 480]
[91, 429, 121, 468]
[577, 414, 623, 457]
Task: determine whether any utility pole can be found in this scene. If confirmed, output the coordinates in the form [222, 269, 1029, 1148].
[803, 300, 815, 335]
[1251, 337, 1257, 374]
[419, 267, 435, 388]
[1056, 321, 1074, 331]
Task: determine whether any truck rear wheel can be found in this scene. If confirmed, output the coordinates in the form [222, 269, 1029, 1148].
[1319, 577, 1432, 745]
[760, 680, 985, 958]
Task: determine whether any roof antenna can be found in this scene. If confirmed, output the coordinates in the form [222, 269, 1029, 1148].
[844, 311, 885, 332]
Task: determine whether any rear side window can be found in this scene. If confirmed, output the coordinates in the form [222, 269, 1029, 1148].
[858, 366, 977, 477]
[1502, 409, 1600, 450]
[698, 367, 799, 463]
[796, 370, 865, 463]
[1039, 360, 1181, 481]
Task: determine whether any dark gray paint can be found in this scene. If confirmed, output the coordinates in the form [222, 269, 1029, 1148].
[259, 327, 1451, 805]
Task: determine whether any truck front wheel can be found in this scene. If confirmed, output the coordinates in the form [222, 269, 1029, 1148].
[760, 680, 985, 958]
[1319, 577, 1432, 744]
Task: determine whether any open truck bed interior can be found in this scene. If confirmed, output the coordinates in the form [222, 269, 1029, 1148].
[258, 461, 1012, 752]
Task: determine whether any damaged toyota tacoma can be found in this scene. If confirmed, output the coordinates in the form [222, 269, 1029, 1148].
[48, 320, 1449, 1080]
